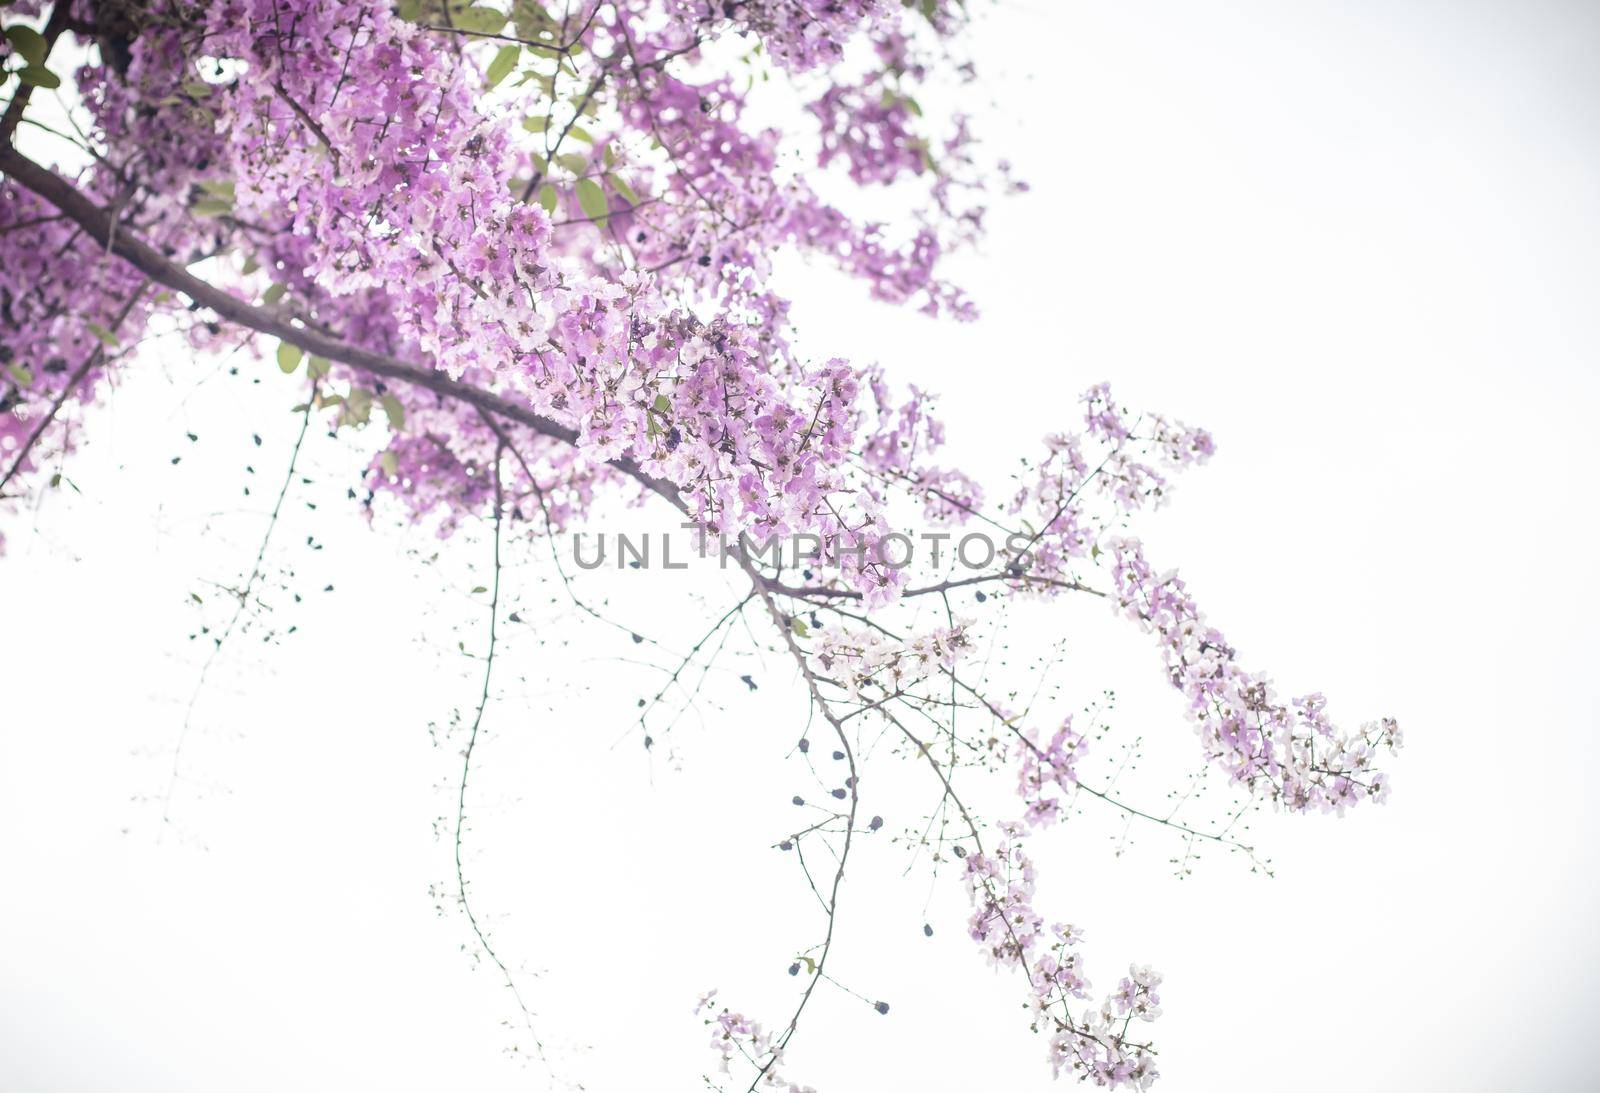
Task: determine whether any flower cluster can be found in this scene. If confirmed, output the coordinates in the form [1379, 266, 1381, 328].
[1107, 538, 1402, 811]
[1, 0, 986, 582]
[1015, 718, 1089, 827]
[813, 620, 973, 699]
[665, 0, 895, 72]
[695, 991, 815, 1093]
[963, 832, 1161, 1090]
[1003, 384, 1216, 591]
[810, 76, 928, 187]
[0, 187, 150, 553]
[1080, 383, 1216, 512]
[0, 2, 1404, 1088]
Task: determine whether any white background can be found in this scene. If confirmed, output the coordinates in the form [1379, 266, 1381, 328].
[3, 0, 1598, 1090]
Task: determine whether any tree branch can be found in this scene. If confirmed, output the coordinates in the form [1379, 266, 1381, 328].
[0, 145, 680, 486]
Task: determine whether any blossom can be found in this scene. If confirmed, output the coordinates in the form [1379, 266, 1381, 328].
[814, 621, 973, 699]
[0, 5, 1401, 1090]
[1106, 539, 1402, 812]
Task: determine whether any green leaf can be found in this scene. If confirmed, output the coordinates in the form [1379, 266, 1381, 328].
[340, 386, 373, 426]
[6, 362, 34, 387]
[791, 618, 809, 638]
[607, 173, 640, 207]
[575, 176, 607, 226]
[555, 152, 589, 176]
[191, 197, 232, 218]
[536, 184, 558, 213]
[262, 282, 288, 305]
[85, 322, 118, 346]
[452, 5, 506, 34]
[378, 450, 399, 477]
[510, 0, 555, 34]
[470, 585, 488, 594]
[521, 114, 549, 133]
[307, 354, 331, 380]
[565, 123, 595, 144]
[277, 341, 303, 373]
[486, 44, 519, 88]
[652, 394, 671, 413]
[5, 25, 47, 66]
[379, 393, 406, 431]
[16, 65, 60, 90]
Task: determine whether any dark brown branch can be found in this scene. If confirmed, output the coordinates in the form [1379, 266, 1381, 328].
[0, 144, 693, 504]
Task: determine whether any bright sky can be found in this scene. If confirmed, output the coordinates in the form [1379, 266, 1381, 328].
[3, 1, 1598, 1091]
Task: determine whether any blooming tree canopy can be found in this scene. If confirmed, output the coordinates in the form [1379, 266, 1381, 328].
[0, 2, 1400, 1089]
